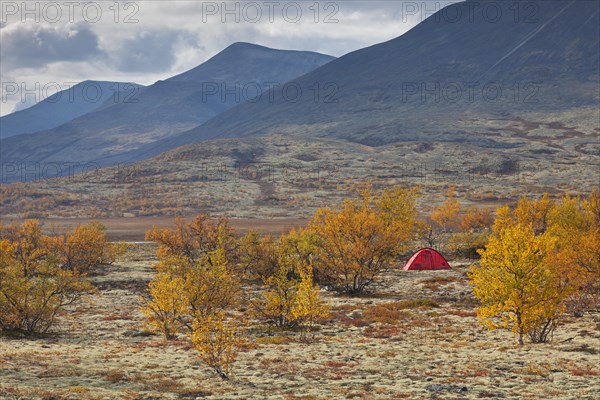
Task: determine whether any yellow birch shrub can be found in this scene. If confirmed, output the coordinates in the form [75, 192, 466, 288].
[0, 220, 95, 335]
[184, 248, 240, 323]
[447, 206, 494, 258]
[61, 222, 126, 273]
[430, 186, 461, 233]
[258, 264, 299, 327]
[488, 192, 599, 316]
[145, 214, 236, 272]
[190, 313, 242, 380]
[513, 193, 553, 234]
[546, 192, 600, 315]
[142, 273, 187, 339]
[310, 184, 418, 294]
[291, 264, 330, 340]
[237, 231, 278, 279]
[460, 206, 494, 232]
[255, 257, 328, 329]
[142, 215, 240, 338]
[470, 223, 560, 344]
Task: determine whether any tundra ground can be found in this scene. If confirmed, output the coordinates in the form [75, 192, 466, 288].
[1, 244, 598, 400]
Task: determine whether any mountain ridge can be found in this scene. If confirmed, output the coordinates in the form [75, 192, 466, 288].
[0, 80, 143, 139]
[117, 0, 599, 162]
[0, 43, 335, 169]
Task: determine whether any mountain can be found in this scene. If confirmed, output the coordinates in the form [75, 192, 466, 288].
[3, 0, 598, 215]
[131, 0, 599, 159]
[0, 81, 143, 139]
[0, 43, 334, 170]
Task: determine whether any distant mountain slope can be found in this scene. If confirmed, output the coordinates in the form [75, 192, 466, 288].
[0, 43, 334, 167]
[0, 81, 143, 139]
[133, 0, 598, 158]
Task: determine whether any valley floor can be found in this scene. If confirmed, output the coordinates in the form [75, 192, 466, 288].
[0, 244, 598, 400]
[0, 217, 307, 242]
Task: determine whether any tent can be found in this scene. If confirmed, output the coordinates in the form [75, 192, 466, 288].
[403, 248, 451, 270]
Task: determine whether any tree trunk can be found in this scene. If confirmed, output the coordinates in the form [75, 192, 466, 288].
[214, 366, 229, 380]
[516, 311, 524, 345]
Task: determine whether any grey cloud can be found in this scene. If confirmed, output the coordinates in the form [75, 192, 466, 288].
[0, 23, 102, 69]
[110, 30, 196, 73]
[1, 1, 458, 115]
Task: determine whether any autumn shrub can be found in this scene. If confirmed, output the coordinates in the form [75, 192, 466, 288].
[446, 230, 490, 258]
[145, 214, 236, 273]
[0, 219, 124, 274]
[426, 188, 494, 253]
[546, 191, 599, 316]
[237, 227, 329, 333]
[430, 186, 461, 234]
[470, 191, 599, 345]
[278, 228, 321, 278]
[143, 215, 246, 378]
[470, 222, 562, 345]
[237, 231, 278, 279]
[142, 272, 187, 339]
[239, 228, 320, 281]
[310, 184, 419, 294]
[60, 222, 126, 273]
[449, 204, 494, 257]
[513, 193, 553, 234]
[0, 220, 109, 334]
[254, 258, 329, 330]
[190, 313, 243, 380]
[142, 215, 240, 337]
[459, 207, 494, 232]
[140, 211, 243, 389]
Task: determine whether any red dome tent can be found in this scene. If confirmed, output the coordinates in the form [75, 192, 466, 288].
[403, 248, 451, 271]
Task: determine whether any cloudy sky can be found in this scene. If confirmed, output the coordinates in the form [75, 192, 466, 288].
[1, 0, 459, 115]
